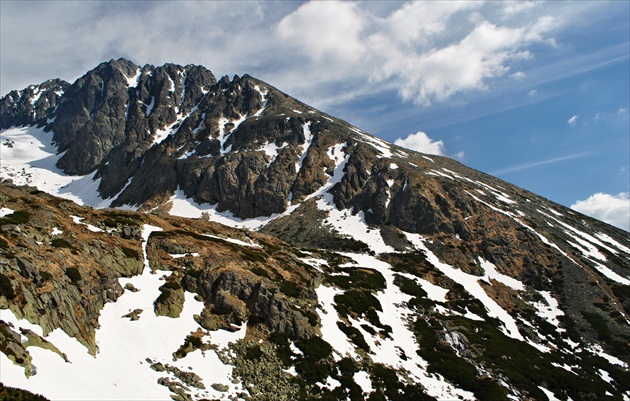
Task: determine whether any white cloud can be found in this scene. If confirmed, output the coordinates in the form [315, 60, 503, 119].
[511, 71, 527, 79]
[276, 1, 367, 64]
[394, 131, 446, 155]
[571, 192, 630, 231]
[567, 115, 579, 126]
[1, 0, 563, 109]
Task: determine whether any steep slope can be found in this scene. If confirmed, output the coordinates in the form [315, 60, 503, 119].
[1, 59, 629, 401]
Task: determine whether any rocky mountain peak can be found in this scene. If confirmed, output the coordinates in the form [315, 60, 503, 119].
[0, 78, 69, 129]
[0, 59, 629, 401]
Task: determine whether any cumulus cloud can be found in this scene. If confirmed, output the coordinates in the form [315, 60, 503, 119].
[276, 1, 367, 64]
[571, 192, 630, 231]
[394, 131, 446, 155]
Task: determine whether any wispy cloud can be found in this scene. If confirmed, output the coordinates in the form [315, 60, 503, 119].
[490, 151, 593, 176]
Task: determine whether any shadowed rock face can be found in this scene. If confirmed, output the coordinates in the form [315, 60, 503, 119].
[0, 79, 69, 129]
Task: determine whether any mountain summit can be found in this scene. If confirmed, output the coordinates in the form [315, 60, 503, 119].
[0, 59, 629, 401]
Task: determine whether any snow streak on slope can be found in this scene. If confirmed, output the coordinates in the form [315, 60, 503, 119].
[294, 122, 314, 175]
[168, 188, 277, 230]
[343, 253, 475, 400]
[251, 85, 268, 118]
[531, 291, 566, 334]
[404, 232, 526, 342]
[539, 211, 630, 285]
[0, 224, 248, 400]
[71, 215, 104, 233]
[217, 114, 247, 155]
[307, 252, 475, 400]
[0, 126, 110, 207]
[478, 258, 525, 291]
[314, 284, 359, 360]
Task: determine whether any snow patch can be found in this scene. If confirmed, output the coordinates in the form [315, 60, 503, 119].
[594, 232, 630, 254]
[71, 215, 103, 232]
[0, 207, 15, 217]
[125, 68, 141, 88]
[259, 141, 288, 168]
[479, 258, 525, 291]
[252, 85, 268, 118]
[202, 233, 261, 248]
[532, 291, 566, 333]
[217, 113, 247, 155]
[340, 253, 475, 401]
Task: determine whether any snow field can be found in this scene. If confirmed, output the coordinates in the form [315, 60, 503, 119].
[0, 224, 248, 400]
[0, 126, 112, 208]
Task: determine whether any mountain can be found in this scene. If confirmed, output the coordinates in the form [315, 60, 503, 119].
[0, 58, 629, 401]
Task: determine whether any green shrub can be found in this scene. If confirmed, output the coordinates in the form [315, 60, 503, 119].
[300, 309, 318, 326]
[184, 335, 202, 349]
[121, 246, 140, 260]
[327, 267, 386, 291]
[581, 311, 612, 342]
[241, 248, 268, 263]
[65, 267, 81, 283]
[186, 268, 202, 279]
[334, 290, 382, 318]
[0, 382, 49, 401]
[0, 210, 31, 225]
[338, 357, 358, 376]
[51, 238, 74, 249]
[251, 267, 271, 279]
[337, 322, 369, 351]
[269, 331, 293, 366]
[393, 275, 427, 298]
[279, 281, 300, 297]
[0, 273, 16, 299]
[244, 345, 263, 360]
[297, 336, 332, 362]
[39, 271, 53, 282]
[161, 281, 181, 291]
[296, 359, 330, 384]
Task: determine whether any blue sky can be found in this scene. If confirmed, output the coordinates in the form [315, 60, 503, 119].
[1, 1, 628, 230]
